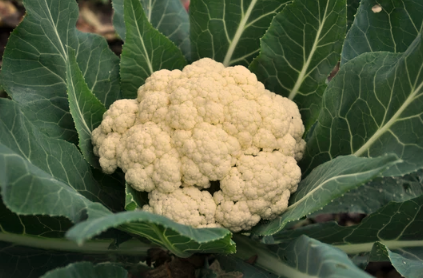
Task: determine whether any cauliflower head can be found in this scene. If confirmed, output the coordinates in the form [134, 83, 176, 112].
[92, 58, 306, 232]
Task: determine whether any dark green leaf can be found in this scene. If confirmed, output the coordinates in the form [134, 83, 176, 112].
[311, 170, 423, 215]
[124, 183, 148, 211]
[234, 235, 372, 278]
[342, 0, 423, 64]
[347, 0, 360, 31]
[249, 0, 347, 129]
[0, 197, 71, 238]
[0, 99, 123, 211]
[268, 195, 423, 256]
[251, 154, 400, 236]
[190, 0, 290, 67]
[66, 48, 106, 168]
[66, 210, 236, 258]
[302, 34, 423, 177]
[112, 0, 190, 60]
[1, 0, 120, 143]
[370, 243, 423, 278]
[0, 243, 103, 278]
[0, 143, 110, 223]
[41, 262, 127, 278]
[120, 0, 187, 99]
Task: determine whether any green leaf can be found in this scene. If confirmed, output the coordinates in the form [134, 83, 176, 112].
[41, 262, 127, 278]
[0, 237, 150, 278]
[124, 183, 148, 211]
[0, 143, 111, 223]
[1, 0, 120, 143]
[120, 0, 187, 99]
[0, 243, 99, 278]
[0, 99, 123, 211]
[268, 195, 423, 277]
[269, 195, 423, 253]
[190, 0, 290, 67]
[347, 0, 360, 31]
[0, 197, 71, 238]
[342, 0, 423, 65]
[249, 0, 347, 129]
[251, 154, 400, 236]
[370, 243, 423, 278]
[233, 235, 372, 278]
[302, 34, 423, 177]
[66, 210, 236, 258]
[112, 0, 190, 60]
[311, 170, 423, 216]
[66, 48, 106, 168]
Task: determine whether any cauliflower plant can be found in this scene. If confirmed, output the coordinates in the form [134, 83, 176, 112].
[92, 58, 306, 232]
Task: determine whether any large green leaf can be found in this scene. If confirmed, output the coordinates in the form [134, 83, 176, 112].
[0, 197, 71, 238]
[120, 0, 187, 99]
[234, 235, 372, 278]
[1, 0, 120, 143]
[41, 262, 127, 278]
[66, 48, 106, 168]
[370, 243, 423, 278]
[302, 34, 423, 177]
[0, 243, 98, 278]
[251, 155, 400, 236]
[312, 170, 423, 216]
[269, 195, 423, 251]
[66, 210, 236, 258]
[0, 99, 123, 211]
[112, 0, 190, 60]
[0, 143, 111, 223]
[249, 0, 347, 129]
[342, 0, 423, 64]
[268, 195, 423, 277]
[190, 0, 290, 67]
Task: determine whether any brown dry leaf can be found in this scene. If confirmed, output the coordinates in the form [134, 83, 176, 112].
[144, 257, 196, 278]
[209, 260, 243, 278]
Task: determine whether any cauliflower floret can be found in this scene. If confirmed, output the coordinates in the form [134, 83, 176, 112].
[214, 191, 261, 233]
[143, 187, 218, 228]
[92, 58, 306, 232]
[178, 122, 241, 187]
[216, 152, 301, 231]
[101, 99, 139, 134]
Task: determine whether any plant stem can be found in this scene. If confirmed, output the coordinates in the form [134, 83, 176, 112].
[0, 232, 153, 255]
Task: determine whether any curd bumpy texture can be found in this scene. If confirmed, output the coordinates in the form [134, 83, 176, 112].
[92, 58, 306, 232]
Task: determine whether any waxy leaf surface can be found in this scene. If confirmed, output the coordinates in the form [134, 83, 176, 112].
[249, 0, 347, 129]
[112, 0, 190, 60]
[120, 0, 187, 99]
[342, 0, 423, 64]
[252, 155, 399, 236]
[1, 0, 120, 143]
[190, 0, 290, 67]
[302, 34, 423, 177]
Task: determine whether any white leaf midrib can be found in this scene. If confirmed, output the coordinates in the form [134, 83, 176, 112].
[287, 162, 396, 211]
[335, 240, 423, 254]
[222, 0, 258, 67]
[68, 62, 92, 135]
[353, 78, 423, 157]
[131, 1, 154, 74]
[288, 0, 331, 100]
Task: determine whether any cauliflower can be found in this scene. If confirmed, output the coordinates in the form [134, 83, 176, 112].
[92, 58, 306, 232]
